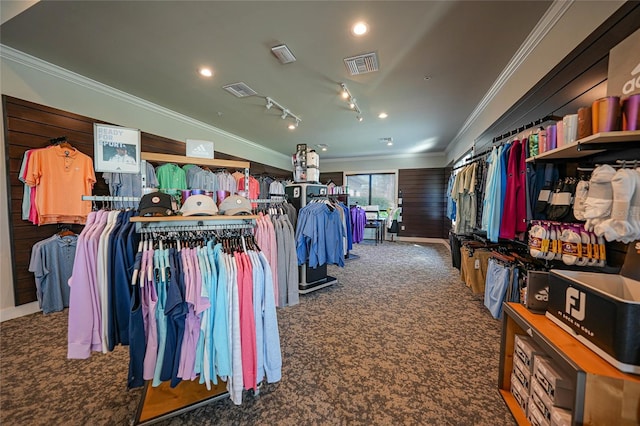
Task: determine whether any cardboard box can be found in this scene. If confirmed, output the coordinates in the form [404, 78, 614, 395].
[510, 373, 528, 415]
[528, 400, 550, 426]
[513, 356, 531, 391]
[533, 356, 573, 409]
[530, 379, 553, 422]
[515, 334, 546, 371]
[550, 406, 572, 426]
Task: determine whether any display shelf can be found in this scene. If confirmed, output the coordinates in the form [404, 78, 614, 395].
[133, 380, 228, 425]
[130, 215, 259, 222]
[498, 389, 528, 426]
[499, 302, 640, 425]
[525, 130, 640, 162]
[141, 152, 249, 169]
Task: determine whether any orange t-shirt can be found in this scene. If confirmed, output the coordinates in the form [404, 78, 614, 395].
[25, 146, 96, 224]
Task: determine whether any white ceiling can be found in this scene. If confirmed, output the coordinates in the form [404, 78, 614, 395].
[0, 0, 552, 160]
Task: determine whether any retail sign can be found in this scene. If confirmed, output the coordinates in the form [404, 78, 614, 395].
[94, 123, 141, 174]
[186, 139, 215, 159]
[607, 28, 640, 96]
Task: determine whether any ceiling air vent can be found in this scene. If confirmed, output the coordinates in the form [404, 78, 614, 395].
[271, 44, 296, 64]
[222, 82, 257, 98]
[344, 52, 379, 75]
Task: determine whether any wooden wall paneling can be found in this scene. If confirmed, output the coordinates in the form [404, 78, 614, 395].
[319, 172, 343, 186]
[398, 168, 447, 238]
[3, 95, 290, 306]
[476, 3, 640, 149]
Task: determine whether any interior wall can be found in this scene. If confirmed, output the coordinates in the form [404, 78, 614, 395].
[444, 0, 626, 164]
[2, 96, 291, 315]
[0, 49, 292, 316]
[321, 152, 447, 173]
[397, 168, 449, 239]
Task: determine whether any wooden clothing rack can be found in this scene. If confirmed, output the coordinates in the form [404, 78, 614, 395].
[128, 153, 255, 424]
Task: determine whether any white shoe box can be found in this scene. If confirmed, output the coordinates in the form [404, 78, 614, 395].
[510, 372, 528, 415]
[530, 379, 553, 422]
[515, 334, 546, 371]
[528, 399, 551, 426]
[533, 356, 573, 409]
[550, 406, 572, 426]
[512, 355, 531, 391]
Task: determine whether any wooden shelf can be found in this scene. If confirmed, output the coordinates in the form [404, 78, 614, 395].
[525, 130, 640, 162]
[141, 152, 250, 169]
[131, 215, 259, 222]
[506, 303, 640, 382]
[499, 302, 640, 426]
[498, 389, 529, 426]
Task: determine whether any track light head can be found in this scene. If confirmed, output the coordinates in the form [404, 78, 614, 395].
[357, 115, 363, 122]
[281, 109, 289, 119]
[266, 98, 273, 110]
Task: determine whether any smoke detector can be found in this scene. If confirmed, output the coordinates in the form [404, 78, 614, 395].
[344, 52, 379, 75]
[222, 82, 257, 98]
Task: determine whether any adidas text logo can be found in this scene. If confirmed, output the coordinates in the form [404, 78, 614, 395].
[193, 144, 208, 153]
[622, 62, 640, 95]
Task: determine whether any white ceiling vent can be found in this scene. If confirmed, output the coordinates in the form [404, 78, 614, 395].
[222, 82, 257, 98]
[344, 52, 379, 75]
[271, 44, 296, 64]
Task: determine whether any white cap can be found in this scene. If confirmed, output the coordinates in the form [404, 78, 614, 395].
[218, 195, 252, 216]
[180, 195, 218, 216]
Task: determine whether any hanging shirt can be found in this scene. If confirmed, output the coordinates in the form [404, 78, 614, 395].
[25, 145, 96, 224]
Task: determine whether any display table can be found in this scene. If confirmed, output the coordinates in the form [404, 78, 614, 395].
[498, 302, 640, 425]
[364, 219, 385, 245]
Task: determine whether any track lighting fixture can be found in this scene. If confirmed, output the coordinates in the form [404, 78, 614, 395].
[264, 97, 301, 129]
[339, 83, 363, 121]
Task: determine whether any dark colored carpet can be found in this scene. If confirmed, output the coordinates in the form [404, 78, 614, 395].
[0, 242, 514, 425]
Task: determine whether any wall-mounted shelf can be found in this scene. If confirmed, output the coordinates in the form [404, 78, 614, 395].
[525, 130, 640, 162]
[141, 152, 250, 169]
[130, 215, 259, 222]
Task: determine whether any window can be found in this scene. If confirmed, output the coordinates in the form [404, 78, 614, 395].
[346, 173, 396, 211]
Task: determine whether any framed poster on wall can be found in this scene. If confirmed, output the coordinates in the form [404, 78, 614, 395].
[93, 123, 141, 174]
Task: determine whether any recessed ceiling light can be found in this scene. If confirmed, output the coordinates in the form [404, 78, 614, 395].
[378, 112, 388, 119]
[352, 22, 368, 36]
[199, 67, 213, 77]
[387, 142, 393, 146]
[316, 144, 329, 152]
[288, 123, 296, 130]
[423, 75, 432, 81]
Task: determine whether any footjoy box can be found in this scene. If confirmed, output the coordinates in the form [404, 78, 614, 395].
[546, 270, 640, 374]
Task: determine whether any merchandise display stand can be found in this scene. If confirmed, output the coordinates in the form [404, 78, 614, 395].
[132, 380, 228, 425]
[126, 154, 255, 424]
[284, 183, 338, 294]
[498, 302, 640, 425]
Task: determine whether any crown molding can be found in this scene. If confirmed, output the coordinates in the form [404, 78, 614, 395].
[446, 0, 573, 156]
[322, 150, 446, 163]
[0, 44, 290, 162]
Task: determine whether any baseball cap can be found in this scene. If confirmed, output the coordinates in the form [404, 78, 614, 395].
[180, 194, 218, 216]
[218, 195, 252, 216]
[139, 191, 175, 216]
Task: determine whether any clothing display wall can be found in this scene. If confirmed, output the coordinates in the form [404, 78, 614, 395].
[20, 143, 96, 225]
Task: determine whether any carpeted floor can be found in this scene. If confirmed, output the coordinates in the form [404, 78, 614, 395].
[0, 242, 515, 425]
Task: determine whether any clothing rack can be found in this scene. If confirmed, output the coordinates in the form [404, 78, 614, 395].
[129, 214, 258, 425]
[82, 195, 140, 202]
[491, 115, 561, 144]
[49, 136, 68, 145]
[137, 223, 254, 234]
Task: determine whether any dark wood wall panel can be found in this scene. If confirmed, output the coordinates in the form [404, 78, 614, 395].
[3, 95, 290, 306]
[319, 172, 343, 187]
[476, 3, 640, 149]
[398, 168, 448, 239]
